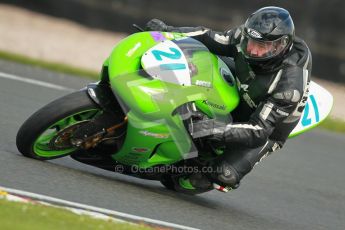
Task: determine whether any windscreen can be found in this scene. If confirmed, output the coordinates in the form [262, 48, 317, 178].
[141, 37, 213, 88]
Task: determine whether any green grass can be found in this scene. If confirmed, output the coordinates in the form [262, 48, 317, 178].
[0, 50, 99, 79]
[318, 116, 345, 134]
[0, 198, 152, 230]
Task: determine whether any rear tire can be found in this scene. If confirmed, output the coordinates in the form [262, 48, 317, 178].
[160, 174, 213, 195]
[16, 89, 101, 160]
[160, 175, 177, 191]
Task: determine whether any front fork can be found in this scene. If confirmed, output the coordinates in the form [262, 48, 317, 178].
[86, 82, 124, 117]
[71, 81, 127, 150]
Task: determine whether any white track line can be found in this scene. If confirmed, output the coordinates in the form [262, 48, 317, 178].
[0, 71, 73, 91]
[0, 71, 199, 229]
[0, 186, 199, 230]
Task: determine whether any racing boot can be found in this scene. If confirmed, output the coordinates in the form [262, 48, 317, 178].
[210, 141, 278, 192]
[210, 161, 241, 192]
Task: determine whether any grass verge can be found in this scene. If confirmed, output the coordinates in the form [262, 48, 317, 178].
[0, 50, 99, 79]
[0, 198, 152, 230]
[318, 116, 345, 134]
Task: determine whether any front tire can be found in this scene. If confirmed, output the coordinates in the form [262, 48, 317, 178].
[16, 89, 101, 160]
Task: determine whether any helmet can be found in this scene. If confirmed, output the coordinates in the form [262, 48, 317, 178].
[240, 7, 295, 69]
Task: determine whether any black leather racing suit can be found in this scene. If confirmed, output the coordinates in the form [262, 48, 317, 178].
[165, 25, 312, 187]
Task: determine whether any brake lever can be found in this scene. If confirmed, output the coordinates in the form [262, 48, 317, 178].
[132, 24, 144, 32]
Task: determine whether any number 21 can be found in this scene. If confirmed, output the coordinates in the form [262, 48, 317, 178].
[301, 95, 320, 126]
[151, 47, 186, 70]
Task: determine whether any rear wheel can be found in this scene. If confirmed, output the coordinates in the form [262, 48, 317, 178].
[160, 174, 213, 195]
[160, 175, 177, 191]
[16, 90, 102, 160]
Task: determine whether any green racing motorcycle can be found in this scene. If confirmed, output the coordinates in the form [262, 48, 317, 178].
[16, 31, 333, 194]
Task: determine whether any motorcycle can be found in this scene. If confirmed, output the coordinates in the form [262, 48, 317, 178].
[16, 31, 333, 194]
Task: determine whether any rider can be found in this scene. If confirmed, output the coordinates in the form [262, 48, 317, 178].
[146, 6, 312, 193]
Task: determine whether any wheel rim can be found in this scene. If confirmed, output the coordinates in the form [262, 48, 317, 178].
[33, 109, 101, 157]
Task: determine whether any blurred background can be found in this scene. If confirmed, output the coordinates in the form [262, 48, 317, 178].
[2, 0, 344, 84]
[1, 3, 345, 229]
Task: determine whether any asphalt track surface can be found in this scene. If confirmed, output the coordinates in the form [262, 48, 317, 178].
[1, 59, 344, 230]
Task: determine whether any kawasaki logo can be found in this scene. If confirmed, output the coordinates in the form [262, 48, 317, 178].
[203, 100, 226, 110]
[247, 28, 262, 39]
[139, 131, 169, 139]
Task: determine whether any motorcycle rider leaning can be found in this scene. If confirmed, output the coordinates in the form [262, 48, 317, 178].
[146, 6, 312, 193]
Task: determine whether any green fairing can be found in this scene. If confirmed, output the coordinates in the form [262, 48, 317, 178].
[106, 32, 239, 168]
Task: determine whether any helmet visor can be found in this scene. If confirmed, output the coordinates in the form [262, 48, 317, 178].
[240, 33, 289, 59]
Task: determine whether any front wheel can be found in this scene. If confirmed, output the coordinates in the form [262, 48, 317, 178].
[16, 89, 102, 160]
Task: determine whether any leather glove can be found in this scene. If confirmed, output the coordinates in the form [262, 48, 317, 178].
[145, 18, 168, 31]
[189, 119, 227, 151]
[189, 119, 227, 140]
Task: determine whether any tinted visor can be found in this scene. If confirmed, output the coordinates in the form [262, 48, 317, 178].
[240, 33, 289, 60]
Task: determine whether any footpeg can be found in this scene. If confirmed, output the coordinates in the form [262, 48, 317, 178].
[213, 183, 231, 193]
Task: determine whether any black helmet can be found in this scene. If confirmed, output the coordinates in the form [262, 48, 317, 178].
[240, 6, 295, 69]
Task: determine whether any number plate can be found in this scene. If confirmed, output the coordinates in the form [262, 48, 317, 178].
[141, 40, 191, 86]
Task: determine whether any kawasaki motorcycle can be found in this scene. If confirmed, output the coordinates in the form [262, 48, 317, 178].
[16, 31, 333, 194]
